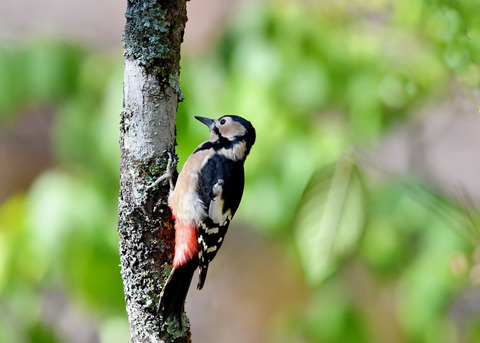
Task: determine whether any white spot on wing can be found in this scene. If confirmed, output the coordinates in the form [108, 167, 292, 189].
[209, 180, 230, 225]
[208, 179, 234, 229]
[206, 246, 217, 253]
[207, 227, 219, 234]
[198, 236, 207, 248]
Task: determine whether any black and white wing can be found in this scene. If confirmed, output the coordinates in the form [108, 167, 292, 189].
[196, 154, 245, 289]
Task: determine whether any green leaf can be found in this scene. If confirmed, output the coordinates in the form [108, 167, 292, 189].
[295, 158, 366, 285]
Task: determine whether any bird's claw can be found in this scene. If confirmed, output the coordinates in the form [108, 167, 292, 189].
[146, 151, 176, 192]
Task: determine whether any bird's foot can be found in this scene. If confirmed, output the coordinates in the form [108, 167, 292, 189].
[146, 151, 176, 192]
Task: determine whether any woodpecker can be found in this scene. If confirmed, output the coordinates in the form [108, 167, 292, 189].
[158, 115, 256, 325]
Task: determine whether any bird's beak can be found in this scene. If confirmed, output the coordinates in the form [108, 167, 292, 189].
[195, 116, 215, 129]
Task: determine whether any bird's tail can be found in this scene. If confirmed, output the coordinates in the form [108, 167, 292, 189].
[158, 258, 198, 326]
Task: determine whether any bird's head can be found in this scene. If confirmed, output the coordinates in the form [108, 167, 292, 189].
[195, 115, 256, 160]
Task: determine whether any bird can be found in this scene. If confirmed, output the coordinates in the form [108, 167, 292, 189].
[158, 115, 256, 326]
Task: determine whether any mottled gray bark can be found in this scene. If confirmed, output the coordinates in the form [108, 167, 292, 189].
[117, 1, 190, 342]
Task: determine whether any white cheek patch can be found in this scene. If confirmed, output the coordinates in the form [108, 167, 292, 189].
[217, 141, 247, 161]
[219, 121, 247, 140]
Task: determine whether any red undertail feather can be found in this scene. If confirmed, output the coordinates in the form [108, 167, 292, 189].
[172, 215, 198, 268]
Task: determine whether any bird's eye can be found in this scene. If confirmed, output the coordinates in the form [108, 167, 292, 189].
[220, 119, 226, 125]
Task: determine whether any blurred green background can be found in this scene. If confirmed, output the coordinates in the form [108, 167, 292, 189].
[1, 0, 480, 342]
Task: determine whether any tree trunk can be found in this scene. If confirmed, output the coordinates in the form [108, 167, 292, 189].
[117, 1, 190, 342]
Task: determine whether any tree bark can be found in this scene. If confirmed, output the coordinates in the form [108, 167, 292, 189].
[118, 1, 190, 342]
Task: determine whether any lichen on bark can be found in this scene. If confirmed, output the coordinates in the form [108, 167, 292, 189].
[118, 0, 189, 342]
[124, 0, 187, 87]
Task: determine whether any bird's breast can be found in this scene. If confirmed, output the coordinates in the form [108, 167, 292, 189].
[168, 148, 214, 225]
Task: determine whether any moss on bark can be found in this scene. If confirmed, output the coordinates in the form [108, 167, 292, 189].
[119, 0, 189, 342]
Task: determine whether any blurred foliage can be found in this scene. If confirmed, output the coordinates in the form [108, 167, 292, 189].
[295, 157, 366, 286]
[1, 0, 480, 342]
